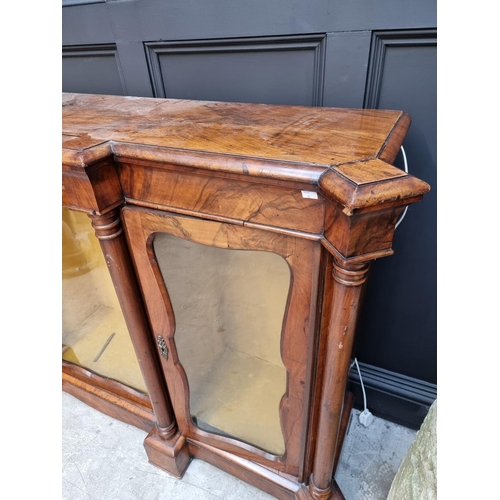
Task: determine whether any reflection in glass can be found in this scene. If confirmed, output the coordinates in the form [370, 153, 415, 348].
[62, 208, 147, 393]
[153, 233, 289, 455]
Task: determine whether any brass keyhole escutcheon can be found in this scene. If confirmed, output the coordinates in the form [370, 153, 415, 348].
[157, 335, 169, 360]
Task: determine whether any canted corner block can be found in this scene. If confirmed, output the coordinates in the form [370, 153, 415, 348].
[319, 159, 430, 263]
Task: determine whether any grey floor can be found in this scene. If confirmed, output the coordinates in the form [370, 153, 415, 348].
[62, 392, 417, 500]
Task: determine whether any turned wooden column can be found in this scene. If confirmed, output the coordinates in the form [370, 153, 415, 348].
[90, 208, 177, 439]
[309, 258, 370, 500]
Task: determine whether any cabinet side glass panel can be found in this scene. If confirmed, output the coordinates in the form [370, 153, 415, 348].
[62, 208, 148, 393]
[153, 232, 289, 456]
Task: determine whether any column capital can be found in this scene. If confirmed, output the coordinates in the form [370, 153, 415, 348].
[332, 259, 370, 287]
[90, 208, 123, 240]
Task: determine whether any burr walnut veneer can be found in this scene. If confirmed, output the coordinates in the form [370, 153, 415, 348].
[62, 93, 430, 500]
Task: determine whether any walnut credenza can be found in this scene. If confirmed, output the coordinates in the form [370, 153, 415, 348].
[62, 93, 429, 500]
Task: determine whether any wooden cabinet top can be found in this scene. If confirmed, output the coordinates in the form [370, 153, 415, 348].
[64, 92, 405, 166]
[62, 92, 429, 214]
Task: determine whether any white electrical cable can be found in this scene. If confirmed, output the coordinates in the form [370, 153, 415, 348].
[354, 358, 367, 412]
[394, 145, 409, 230]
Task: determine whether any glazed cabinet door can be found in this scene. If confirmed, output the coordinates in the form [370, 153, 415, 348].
[122, 205, 322, 478]
[62, 207, 149, 393]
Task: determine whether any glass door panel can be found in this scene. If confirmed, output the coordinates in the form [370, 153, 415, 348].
[62, 208, 147, 393]
[153, 232, 290, 455]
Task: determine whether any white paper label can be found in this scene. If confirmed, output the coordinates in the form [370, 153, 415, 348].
[301, 190, 318, 199]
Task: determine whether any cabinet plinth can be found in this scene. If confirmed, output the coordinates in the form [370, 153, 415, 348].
[62, 93, 430, 499]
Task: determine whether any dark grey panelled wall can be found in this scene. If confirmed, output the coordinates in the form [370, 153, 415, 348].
[62, 44, 126, 95]
[62, 0, 437, 427]
[144, 35, 326, 105]
[358, 30, 437, 381]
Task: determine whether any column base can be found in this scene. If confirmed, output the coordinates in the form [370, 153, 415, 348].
[297, 480, 345, 500]
[143, 426, 192, 479]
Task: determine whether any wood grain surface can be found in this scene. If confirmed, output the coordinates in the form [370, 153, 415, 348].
[62, 93, 430, 221]
[62, 93, 404, 167]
